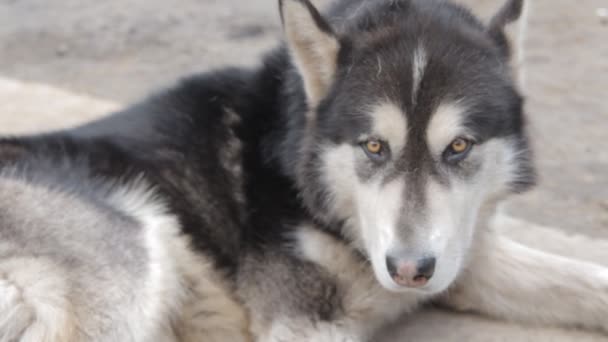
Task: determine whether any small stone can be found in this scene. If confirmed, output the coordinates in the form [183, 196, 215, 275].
[597, 8, 608, 25]
[56, 44, 69, 57]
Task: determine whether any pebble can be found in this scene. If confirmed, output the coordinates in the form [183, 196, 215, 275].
[597, 8, 608, 25]
[56, 44, 69, 57]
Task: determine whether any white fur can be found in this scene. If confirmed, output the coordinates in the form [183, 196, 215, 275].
[105, 180, 251, 342]
[320, 144, 358, 223]
[425, 102, 469, 156]
[421, 178, 476, 294]
[369, 101, 407, 153]
[105, 179, 184, 341]
[411, 45, 428, 105]
[443, 230, 608, 333]
[0, 257, 77, 342]
[356, 178, 407, 292]
[0, 178, 81, 342]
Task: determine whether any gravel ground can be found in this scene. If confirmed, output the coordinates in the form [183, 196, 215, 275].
[1, 0, 607, 341]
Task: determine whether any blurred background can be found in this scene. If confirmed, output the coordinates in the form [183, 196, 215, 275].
[0, 0, 607, 341]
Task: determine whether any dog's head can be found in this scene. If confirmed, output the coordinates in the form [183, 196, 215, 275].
[279, 0, 533, 294]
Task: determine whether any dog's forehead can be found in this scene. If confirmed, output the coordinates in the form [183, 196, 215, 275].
[329, 37, 517, 140]
[344, 33, 500, 104]
[322, 0, 523, 145]
[348, 3, 504, 95]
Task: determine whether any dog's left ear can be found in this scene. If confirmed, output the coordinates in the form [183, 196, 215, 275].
[487, 0, 524, 58]
[279, 0, 340, 107]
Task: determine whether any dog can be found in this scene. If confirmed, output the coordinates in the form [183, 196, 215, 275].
[1, 0, 608, 341]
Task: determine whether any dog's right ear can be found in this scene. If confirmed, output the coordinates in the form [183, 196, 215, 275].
[279, 0, 340, 108]
[487, 0, 524, 58]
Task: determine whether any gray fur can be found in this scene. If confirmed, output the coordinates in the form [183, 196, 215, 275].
[0, 172, 155, 341]
[0, 167, 250, 342]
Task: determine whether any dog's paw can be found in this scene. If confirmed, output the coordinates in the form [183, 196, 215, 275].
[0, 258, 77, 341]
[0, 272, 34, 341]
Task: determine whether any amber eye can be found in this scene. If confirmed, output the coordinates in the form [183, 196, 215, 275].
[450, 138, 469, 153]
[443, 137, 474, 164]
[366, 140, 383, 154]
[361, 138, 389, 162]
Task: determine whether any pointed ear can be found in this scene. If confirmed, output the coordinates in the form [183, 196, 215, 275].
[279, 0, 340, 107]
[487, 0, 524, 58]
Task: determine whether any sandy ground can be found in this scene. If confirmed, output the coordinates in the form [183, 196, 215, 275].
[0, 0, 607, 341]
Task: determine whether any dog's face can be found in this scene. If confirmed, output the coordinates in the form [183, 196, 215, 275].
[280, 0, 533, 294]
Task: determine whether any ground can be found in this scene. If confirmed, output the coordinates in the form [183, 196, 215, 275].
[0, 0, 607, 341]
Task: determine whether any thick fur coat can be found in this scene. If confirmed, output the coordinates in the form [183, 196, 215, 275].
[1, 0, 608, 341]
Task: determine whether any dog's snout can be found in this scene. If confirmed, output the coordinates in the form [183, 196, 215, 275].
[386, 255, 436, 288]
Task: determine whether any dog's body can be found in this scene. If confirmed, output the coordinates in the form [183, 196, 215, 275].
[1, 0, 608, 341]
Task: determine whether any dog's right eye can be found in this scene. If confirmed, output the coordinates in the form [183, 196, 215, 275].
[361, 139, 389, 163]
[365, 140, 382, 154]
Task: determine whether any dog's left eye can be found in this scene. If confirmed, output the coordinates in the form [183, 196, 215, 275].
[443, 138, 474, 163]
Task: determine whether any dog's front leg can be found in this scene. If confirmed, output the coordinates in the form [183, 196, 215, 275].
[236, 246, 367, 342]
[441, 231, 608, 333]
[238, 225, 422, 342]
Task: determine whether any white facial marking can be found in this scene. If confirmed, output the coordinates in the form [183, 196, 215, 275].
[369, 101, 407, 153]
[356, 178, 407, 291]
[474, 138, 525, 196]
[357, 178, 404, 253]
[426, 102, 469, 156]
[321, 144, 358, 221]
[423, 179, 469, 293]
[412, 45, 428, 105]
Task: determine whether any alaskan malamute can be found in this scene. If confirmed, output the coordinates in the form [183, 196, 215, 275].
[1, 0, 608, 341]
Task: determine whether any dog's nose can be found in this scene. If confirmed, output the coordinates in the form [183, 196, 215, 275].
[385, 255, 436, 288]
